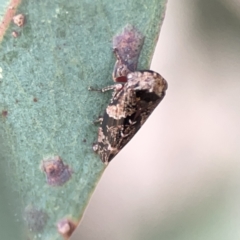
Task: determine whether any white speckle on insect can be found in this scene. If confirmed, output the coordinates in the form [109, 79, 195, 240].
[55, 8, 60, 13]
[0, 67, 2, 73]
[66, 11, 68, 14]
[0, 74, 3, 79]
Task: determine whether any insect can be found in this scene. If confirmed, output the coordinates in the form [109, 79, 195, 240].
[91, 26, 168, 164]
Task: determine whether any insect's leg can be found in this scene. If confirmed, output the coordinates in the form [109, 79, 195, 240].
[88, 83, 124, 93]
[113, 48, 121, 61]
[93, 116, 103, 124]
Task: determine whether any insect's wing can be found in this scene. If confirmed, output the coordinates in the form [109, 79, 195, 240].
[96, 87, 138, 163]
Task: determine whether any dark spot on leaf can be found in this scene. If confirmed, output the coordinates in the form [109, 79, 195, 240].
[2, 110, 7, 117]
[57, 218, 77, 239]
[112, 25, 144, 80]
[12, 14, 25, 27]
[33, 97, 38, 102]
[24, 205, 48, 232]
[41, 156, 72, 186]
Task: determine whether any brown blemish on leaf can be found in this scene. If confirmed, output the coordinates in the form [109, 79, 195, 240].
[2, 110, 8, 117]
[112, 25, 144, 81]
[24, 205, 48, 232]
[33, 97, 38, 102]
[12, 13, 25, 27]
[11, 30, 19, 38]
[0, 0, 21, 41]
[57, 218, 77, 240]
[41, 156, 72, 186]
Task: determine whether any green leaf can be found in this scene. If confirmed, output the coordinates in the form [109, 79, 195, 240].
[0, 0, 167, 239]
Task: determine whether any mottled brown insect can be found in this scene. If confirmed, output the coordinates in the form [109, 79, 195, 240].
[93, 71, 167, 164]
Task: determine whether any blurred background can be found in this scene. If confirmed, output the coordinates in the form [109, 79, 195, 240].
[72, 0, 240, 239]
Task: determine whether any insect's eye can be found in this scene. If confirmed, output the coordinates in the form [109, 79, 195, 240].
[115, 76, 128, 83]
